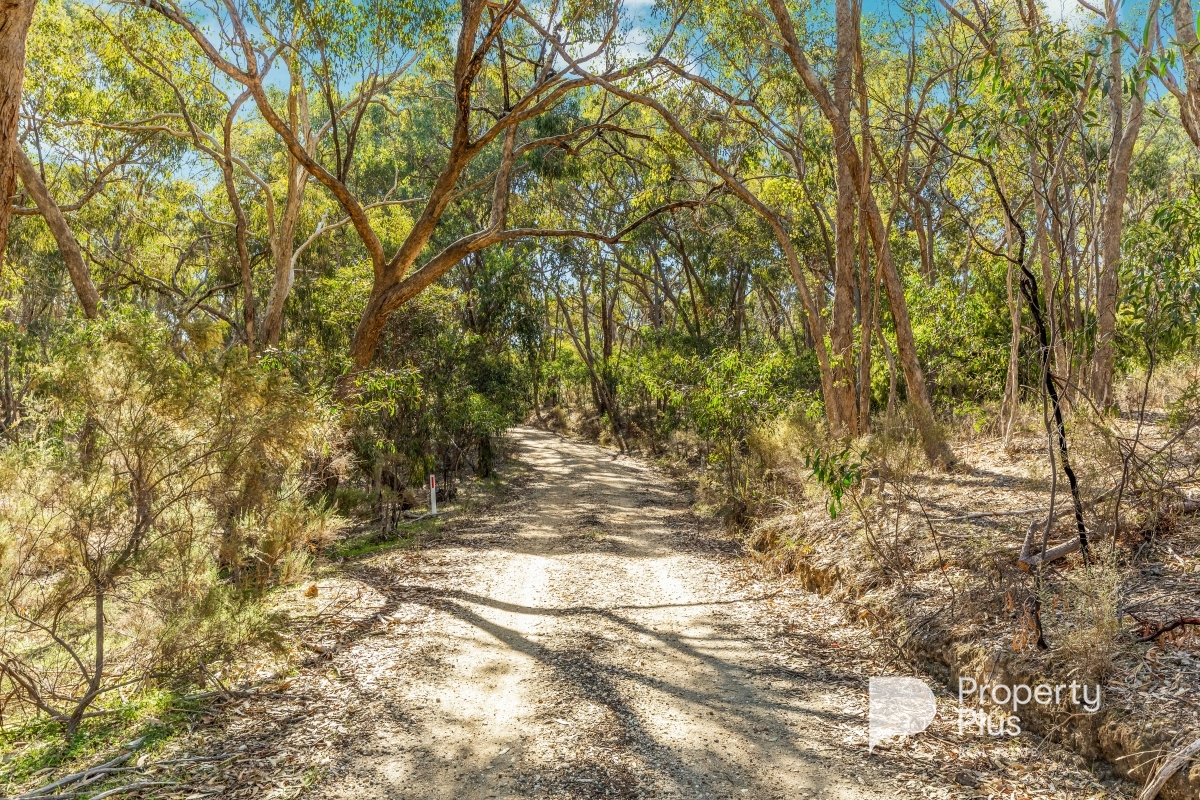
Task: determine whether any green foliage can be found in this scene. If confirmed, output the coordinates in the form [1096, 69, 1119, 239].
[677, 348, 804, 448]
[343, 277, 534, 495]
[5, 0, 1200, 752]
[803, 445, 865, 519]
[1121, 193, 1200, 365]
[0, 313, 341, 734]
[907, 270, 1011, 405]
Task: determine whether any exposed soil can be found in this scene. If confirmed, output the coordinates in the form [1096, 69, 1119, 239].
[156, 426, 1126, 800]
[55, 426, 1139, 799]
[319, 425, 913, 799]
[743, 416, 1200, 799]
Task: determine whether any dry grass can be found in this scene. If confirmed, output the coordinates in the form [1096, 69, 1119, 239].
[1058, 552, 1125, 682]
[735, 363, 1200, 794]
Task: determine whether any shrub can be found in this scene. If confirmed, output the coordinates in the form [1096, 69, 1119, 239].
[0, 314, 341, 736]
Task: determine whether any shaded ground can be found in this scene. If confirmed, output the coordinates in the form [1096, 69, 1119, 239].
[79, 426, 1127, 799]
[204, 426, 1113, 800]
[309, 426, 908, 799]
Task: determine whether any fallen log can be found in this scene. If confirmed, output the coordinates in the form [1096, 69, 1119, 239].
[1018, 509, 1083, 570]
[1018, 491, 1200, 570]
[1138, 736, 1200, 800]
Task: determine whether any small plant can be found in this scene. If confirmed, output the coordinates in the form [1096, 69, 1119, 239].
[1060, 554, 1123, 681]
[803, 445, 866, 519]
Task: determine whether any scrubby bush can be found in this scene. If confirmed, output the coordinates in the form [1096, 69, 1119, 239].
[0, 314, 342, 736]
[343, 285, 533, 504]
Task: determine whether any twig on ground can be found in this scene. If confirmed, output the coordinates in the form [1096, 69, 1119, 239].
[17, 752, 134, 798]
[932, 506, 1054, 522]
[1133, 616, 1200, 643]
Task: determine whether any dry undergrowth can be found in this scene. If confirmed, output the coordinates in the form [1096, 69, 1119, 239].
[736, 364, 1200, 797]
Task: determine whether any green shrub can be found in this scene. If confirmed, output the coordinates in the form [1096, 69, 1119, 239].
[0, 313, 341, 737]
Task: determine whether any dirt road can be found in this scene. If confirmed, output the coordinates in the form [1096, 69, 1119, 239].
[283, 426, 977, 800]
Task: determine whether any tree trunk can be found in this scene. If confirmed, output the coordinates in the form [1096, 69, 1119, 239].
[261, 160, 308, 347]
[1002, 223, 1022, 449]
[827, 4, 860, 436]
[1092, 0, 1151, 410]
[1170, 0, 1200, 149]
[219, 97, 255, 351]
[855, 17, 874, 433]
[261, 68, 313, 348]
[830, 150, 859, 434]
[767, 0, 954, 466]
[14, 148, 101, 318]
[0, 0, 37, 273]
[1027, 152, 1070, 401]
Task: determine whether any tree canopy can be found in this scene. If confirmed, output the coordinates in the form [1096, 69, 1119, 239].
[2, 0, 1200, 755]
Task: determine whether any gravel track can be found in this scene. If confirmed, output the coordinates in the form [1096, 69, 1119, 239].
[303, 427, 960, 799]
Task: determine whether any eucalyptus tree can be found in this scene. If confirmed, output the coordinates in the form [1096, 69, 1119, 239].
[135, 0, 700, 380]
[1161, 0, 1200, 150]
[1088, 0, 1158, 410]
[97, 8, 408, 351]
[568, 0, 951, 463]
[760, 0, 952, 464]
[12, 148, 100, 318]
[10, 2, 198, 319]
[1, 0, 40, 275]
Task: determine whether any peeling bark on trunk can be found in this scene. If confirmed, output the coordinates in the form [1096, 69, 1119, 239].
[0, 0, 37, 272]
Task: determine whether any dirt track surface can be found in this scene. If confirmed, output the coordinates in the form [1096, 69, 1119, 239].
[285, 426, 973, 800]
[5, 427, 1121, 799]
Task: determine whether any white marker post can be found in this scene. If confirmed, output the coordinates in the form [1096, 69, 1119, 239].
[429, 474, 437, 515]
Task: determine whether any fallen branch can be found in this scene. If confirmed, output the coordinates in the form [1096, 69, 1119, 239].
[1138, 736, 1200, 800]
[147, 754, 233, 767]
[1018, 521, 1082, 569]
[88, 780, 174, 799]
[1017, 485, 1119, 569]
[1135, 617, 1200, 643]
[932, 506, 1053, 522]
[37, 780, 176, 799]
[17, 752, 134, 798]
[1164, 498, 1200, 516]
[1022, 493, 1200, 569]
[18, 750, 230, 800]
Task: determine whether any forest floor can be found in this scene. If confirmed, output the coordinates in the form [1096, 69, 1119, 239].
[3, 426, 1144, 799]
[111, 425, 1131, 800]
